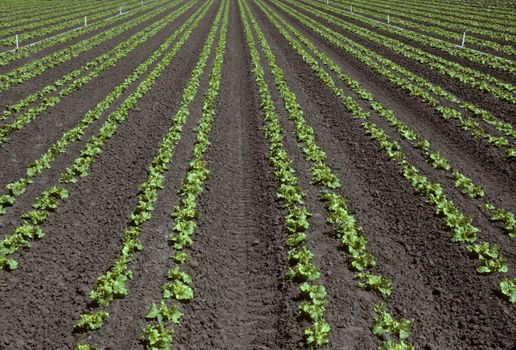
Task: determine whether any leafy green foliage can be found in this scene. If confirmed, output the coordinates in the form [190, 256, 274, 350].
[400, 164, 479, 244]
[500, 278, 516, 304]
[139, 2, 229, 347]
[467, 242, 508, 274]
[271, 0, 515, 160]
[286, 0, 515, 103]
[428, 152, 451, 171]
[356, 272, 393, 296]
[0, 187, 68, 270]
[0, 2, 183, 94]
[483, 203, 516, 239]
[240, 2, 330, 346]
[320, 190, 376, 272]
[73, 311, 109, 331]
[451, 172, 484, 198]
[373, 303, 414, 348]
[75, 343, 101, 350]
[141, 324, 173, 350]
[164, 267, 193, 301]
[378, 339, 416, 350]
[0, 1, 210, 273]
[305, 320, 331, 348]
[0, 0, 192, 147]
[146, 301, 183, 324]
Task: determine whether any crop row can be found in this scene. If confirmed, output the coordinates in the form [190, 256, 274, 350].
[0, 0, 191, 144]
[0, 0, 106, 25]
[353, 2, 516, 47]
[287, 0, 515, 101]
[0, 1, 113, 36]
[258, 0, 515, 304]
[141, 4, 228, 348]
[270, 0, 516, 158]
[377, 0, 516, 25]
[324, 0, 515, 56]
[0, 0, 194, 219]
[0, 0, 147, 47]
[0, 0, 208, 271]
[252, 1, 424, 349]
[240, 1, 334, 347]
[74, 1, 217, 340]
[0, 0, 176, 92]
[253, 3, 413, 349]
[306, 0, 516, 72]
[0, 1, 164, 66]
[354, 0, 516, 40]
[248, 1, 419, 348]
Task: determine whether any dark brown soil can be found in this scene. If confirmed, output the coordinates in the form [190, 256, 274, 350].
[0, 0, 514, 349]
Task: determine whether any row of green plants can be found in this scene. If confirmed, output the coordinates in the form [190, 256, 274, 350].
[240, 1, 330, 347]
[0, 0, 190, 142]
[315, 0, 516, 71]
[0, 0, 127, 26]
[0, 186, 69, 270]
[273, 0, 516, 236]
[0, 0, 164, 66]
[0, 0, 146, 47]
[0, 0, 107, 37]
[266, 0, 516, 238]
[0, 0, 209, 272]
[363, 0, 516, 25]
[362, 122, 514, 301]
[0, 0, 196, 220]
[0, 0, 175, 91]
[252, 1, 414, 348]
[0, 0, 99, 28]
[272, 0, 516, 157]
[322, 0, 515, 56]
[344, 7, 516, 144]
[254, 0, 382, 294]
[351, 0, 516, 44]
[262, 0, 515, 304]
[75, 1, 217, 338]
[4, 0, 146, 27]
[141, 4, 228, 348]
[287, 0, 515, 103]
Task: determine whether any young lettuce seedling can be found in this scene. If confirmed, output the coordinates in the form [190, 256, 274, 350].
[76, 343, 101, 350]
[372, 303, 413, 343]
[74, 311, 109, 331]
[500, 278, 516, 304]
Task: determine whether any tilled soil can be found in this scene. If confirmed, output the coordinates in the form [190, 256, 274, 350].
[0, 0, 514, 349]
